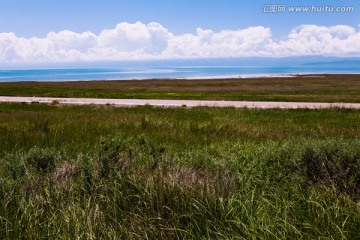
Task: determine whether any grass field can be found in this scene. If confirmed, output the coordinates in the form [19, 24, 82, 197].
[1, 74, 360, 103]
[0, 103, 359, 239]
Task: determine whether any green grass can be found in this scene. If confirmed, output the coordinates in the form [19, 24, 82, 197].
[0, 103, 359, 239]
[1, 74, 360, 102]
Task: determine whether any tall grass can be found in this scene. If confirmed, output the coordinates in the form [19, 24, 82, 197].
[0, 103, 359, 239]
[1, 137, 359, 239]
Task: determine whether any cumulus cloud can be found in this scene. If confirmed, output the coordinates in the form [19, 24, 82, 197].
[97, 22, 171, 54]
[165, 26, 275, 58]
[279, 25, 360, 56]
[0, 22, 359, 64]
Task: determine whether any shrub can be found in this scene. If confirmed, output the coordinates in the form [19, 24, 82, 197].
[299, 141, 360, 200]
[26, 147, 58, 174]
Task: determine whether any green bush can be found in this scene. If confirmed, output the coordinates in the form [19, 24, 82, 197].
[26, 147, 58, 174]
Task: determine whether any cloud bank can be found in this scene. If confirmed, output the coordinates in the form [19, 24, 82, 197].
[1, 22, 360, 64]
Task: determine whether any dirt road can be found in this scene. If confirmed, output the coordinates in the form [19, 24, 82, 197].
[1, 96, 360, 109]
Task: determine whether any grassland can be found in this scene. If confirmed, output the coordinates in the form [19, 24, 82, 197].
[0, 103, 359, 239]
[1, 74, 360, 103]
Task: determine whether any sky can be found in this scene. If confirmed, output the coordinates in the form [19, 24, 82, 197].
[0, 0, 360, 67]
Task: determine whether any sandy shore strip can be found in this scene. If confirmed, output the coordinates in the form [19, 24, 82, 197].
[1, 96, 360, 109]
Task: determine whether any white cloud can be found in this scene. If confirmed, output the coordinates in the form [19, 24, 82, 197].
[165, 26, 275, 58]
[0, 22, 360, 64]
[0, 33, 23, 62]
[278, 25, 360, 56]
[96, 21, 171, 56]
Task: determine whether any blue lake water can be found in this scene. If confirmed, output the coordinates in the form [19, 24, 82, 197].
[1, 62, 360, 82]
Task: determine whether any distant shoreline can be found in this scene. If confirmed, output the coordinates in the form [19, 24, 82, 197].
[1, 60, 360, 83]
[1, 73, 360, 83]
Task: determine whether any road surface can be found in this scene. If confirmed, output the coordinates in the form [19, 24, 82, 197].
[1, 96, 360, 109]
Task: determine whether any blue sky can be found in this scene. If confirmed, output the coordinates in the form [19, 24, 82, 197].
[1, 0, 359, 38]
[0, 0, 359, 66]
